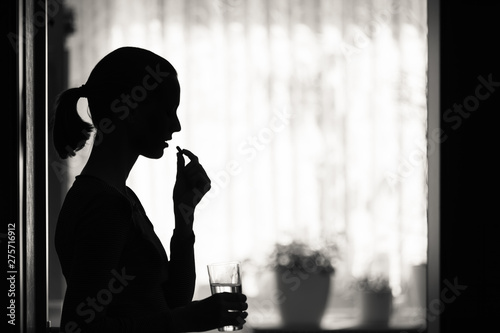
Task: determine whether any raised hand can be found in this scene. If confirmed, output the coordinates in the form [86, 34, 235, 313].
[173, 147, 211, 223]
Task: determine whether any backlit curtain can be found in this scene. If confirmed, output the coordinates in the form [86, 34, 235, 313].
[61, 0, 427, 312]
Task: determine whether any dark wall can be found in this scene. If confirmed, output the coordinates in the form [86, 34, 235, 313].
[440, 2, 500, 332]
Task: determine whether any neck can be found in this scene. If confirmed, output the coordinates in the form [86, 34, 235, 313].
[81, 136, 139, 194]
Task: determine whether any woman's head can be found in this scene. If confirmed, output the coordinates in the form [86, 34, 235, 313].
[52, 47, 181, 159]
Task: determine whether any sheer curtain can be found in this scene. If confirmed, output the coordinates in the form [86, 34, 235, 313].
[61, 0, 427, 325]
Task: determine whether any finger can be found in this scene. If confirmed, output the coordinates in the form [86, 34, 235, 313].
[183, 164, 211, 189]
[221, 297, 248, 311]
[222, 311, 247, 320]
[176, 150, 185, 170]
[227, 302, 248, 311]
[182, 167, 210, 189]
[179, 148, 199, 163]
[218, 292, 247, 302]
[225, 301, 248, 311]
[184, 166, 210, 182]
[183, 162, 204, 173]
[223, 311, 247, 327]
[185, 165, 210, 183]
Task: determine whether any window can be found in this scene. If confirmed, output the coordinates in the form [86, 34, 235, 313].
[50, 0, 428, 329]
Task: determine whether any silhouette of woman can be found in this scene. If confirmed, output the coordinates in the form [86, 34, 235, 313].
[53, 47, 247, 332]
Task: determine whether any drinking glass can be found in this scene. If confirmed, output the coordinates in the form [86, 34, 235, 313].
[207, 261, 243, 331]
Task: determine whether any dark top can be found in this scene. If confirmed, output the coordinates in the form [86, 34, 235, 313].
[55, 175, 195, 332]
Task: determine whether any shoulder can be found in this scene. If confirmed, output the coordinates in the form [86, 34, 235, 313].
[58, 175, 133, 229]
[65, 175, 131, 210]
[55, 176, 135, 254]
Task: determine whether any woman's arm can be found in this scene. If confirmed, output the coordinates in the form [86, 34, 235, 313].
[164, 148, 211, 307]
[163, 222, 196, 307]
[154, 148, 249, 332]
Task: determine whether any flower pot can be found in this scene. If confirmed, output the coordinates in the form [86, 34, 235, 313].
[358, 290, 393, 328]
[275, 269, 332, 329]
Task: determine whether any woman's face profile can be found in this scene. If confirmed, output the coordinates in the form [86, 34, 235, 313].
[129, 81, 181, 159]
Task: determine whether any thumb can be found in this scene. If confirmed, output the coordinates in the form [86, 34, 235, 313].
[176, 147, 185, 172]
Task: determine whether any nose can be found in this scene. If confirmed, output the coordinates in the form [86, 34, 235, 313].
[172, 115, 181, 133]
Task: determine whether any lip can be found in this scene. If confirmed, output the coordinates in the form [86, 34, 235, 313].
[163, 136, 172, 146]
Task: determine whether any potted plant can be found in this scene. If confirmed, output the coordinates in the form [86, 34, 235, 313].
[353, 275, 393, 328]
[269, 239, 339, 329]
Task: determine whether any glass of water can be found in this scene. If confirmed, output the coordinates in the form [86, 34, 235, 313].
[207, 261, 243, 331]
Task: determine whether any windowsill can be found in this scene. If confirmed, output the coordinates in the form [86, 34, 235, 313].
[190, 280, 426, 333]
[48, 308, 425, 333]
[250, 309, 425, 333]
[246, 290, 426, 333]
[252, 328, 425, 333]
[49, 285, 426, 333]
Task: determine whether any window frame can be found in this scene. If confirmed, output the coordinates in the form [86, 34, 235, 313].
[11, 0, 442, 331]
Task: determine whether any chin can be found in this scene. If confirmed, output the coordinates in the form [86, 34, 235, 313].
[141, 148, 165, 159]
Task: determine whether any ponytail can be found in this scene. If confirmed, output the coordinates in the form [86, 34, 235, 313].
[52, 87, 94, 159]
